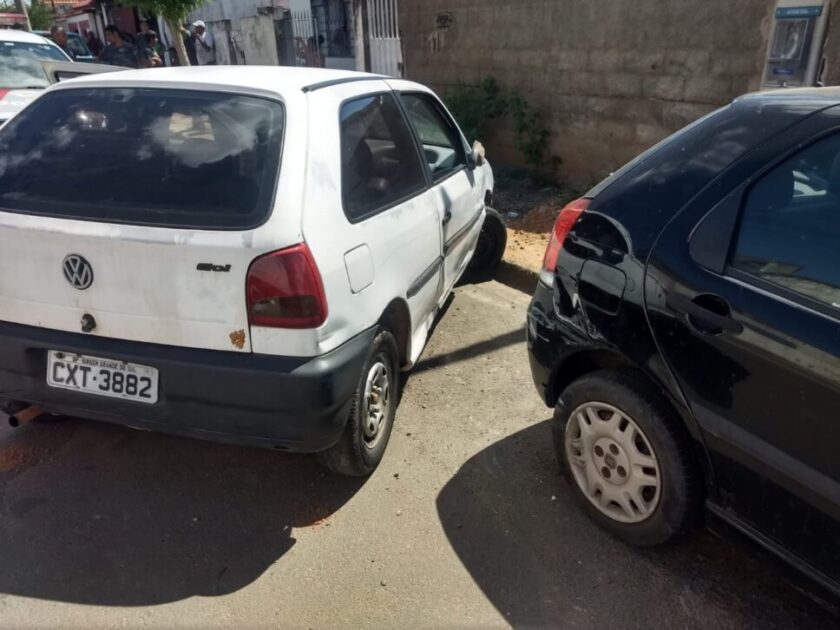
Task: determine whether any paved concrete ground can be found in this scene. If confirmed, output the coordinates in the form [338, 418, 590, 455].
[0, 280, 836, 629]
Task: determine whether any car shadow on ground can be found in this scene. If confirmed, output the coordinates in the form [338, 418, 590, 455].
[0, 418, 364, 606]
[412, 329, 523, 375]
[437, 421, 838, 629]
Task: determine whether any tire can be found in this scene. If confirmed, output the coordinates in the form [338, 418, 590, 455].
[553, 369, 701, 546]
[467, 206, 507, 279]
[317, 329, 400, 477]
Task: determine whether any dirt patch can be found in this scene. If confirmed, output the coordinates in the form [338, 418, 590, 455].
[505, 228, 549, 274]
[492, 170, 576, 273]
[0, 442, 49, 474]
[493, 170, 565, 226]
[509, 203, 563, 234]
[0, 444, 31, 472]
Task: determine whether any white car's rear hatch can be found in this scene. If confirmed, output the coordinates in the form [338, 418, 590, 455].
[0, 86, 286, 352]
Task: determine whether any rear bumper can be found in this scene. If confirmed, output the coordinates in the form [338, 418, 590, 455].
[526, 280, 558, 406]
[0, 321, 374, 452]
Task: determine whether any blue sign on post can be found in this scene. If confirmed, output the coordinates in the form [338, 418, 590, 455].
[776, 6, 823, 18]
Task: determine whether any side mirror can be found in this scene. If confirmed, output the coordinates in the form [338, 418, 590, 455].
[472, 140, 486, 167]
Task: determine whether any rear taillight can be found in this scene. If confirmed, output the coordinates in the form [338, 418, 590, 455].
[542, 198, 590, 273]
[246, 244, 327, 329]
[0, 89, 9, 102]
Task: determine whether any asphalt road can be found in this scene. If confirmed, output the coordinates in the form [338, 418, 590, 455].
[0, 279, 836, 629]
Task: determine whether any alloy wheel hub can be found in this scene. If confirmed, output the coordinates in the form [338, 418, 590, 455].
[564, 402, 662, 524]
[592, 437, 631, 485]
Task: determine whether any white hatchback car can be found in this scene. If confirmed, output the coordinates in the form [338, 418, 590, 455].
[0, 67, 505, 475]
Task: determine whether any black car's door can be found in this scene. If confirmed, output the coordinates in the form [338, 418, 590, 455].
[646, 107, 840, 590]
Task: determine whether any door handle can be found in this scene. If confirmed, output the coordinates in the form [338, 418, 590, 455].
[442, 209, 452, 225]
[666, 293, 744, 335]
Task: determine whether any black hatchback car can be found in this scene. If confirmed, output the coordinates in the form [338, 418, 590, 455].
[527, 88, 840, 598]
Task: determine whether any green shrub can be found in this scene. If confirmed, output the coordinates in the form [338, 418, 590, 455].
[444, 77, 509, 145]
[445, 76, 559, 183]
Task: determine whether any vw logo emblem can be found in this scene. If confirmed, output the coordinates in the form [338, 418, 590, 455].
[62, 254, 94, 290]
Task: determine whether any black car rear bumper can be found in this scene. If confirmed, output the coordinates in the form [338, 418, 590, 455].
[526, 280, 561, 407]
[0, 321, 373, 452]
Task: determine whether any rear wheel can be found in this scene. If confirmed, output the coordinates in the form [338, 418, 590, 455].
[467, 207, 507, 279]
[318, 329, 399, 476]
[553, 369, 700, 546]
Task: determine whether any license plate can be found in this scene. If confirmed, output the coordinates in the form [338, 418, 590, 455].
[47, 351, 159, 404]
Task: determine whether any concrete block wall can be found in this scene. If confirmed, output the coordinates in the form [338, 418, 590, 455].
[399, 0, 782, 183]
[189, 0, 290, 24]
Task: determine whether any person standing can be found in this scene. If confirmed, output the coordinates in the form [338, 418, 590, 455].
[84, 29, 102, 57]
[139, 30, 163, 68]
[192, 20, 215, 65]
[137, 20, 164, 59]
[98, 25, 140, 68]
[50, 26, 75, 60]
[182, 23, 199, 66]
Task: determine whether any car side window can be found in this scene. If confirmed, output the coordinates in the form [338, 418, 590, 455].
[340, 93, 427, 222]
[732, 132, 840, 311]
[400, 93, 467, 181]
[67, 36, 88, 57]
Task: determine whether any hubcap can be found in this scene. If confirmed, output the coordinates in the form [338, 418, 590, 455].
[362, 360, 390, 449]
[564, 402, 661, 523]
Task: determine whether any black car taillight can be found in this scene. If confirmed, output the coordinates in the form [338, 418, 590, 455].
[542, 198, 590, 273]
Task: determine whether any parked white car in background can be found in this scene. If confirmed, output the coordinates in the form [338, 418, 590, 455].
[0, 67, 505, 476]
[0, 28, 70, 124]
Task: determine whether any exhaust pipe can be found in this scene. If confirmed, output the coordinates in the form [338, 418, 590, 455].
[8, 405, 43, 427]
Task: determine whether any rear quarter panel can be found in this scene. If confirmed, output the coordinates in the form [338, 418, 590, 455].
[560, 94, 840, 496]
[257, 80, 442, 363]
[551, 211, 688, 415]
[568, 94, 838, 400]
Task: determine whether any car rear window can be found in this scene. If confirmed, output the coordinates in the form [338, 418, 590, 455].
[0, 88, 285, 229]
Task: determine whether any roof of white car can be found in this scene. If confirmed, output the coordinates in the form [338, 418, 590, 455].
[0, 28, 54, 44]
[60, 66, 391, 95]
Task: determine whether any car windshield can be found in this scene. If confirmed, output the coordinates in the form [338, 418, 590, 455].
[0, 87, 286, 229]
[1, 40, 67, 62]
[0, 41, 63, 89]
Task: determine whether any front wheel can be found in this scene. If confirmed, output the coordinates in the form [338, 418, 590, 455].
[554, 369, 701, 546]
[317, 329, 399, 477]
[467, 206, 507, 279]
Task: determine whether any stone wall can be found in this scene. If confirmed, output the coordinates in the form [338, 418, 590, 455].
[187, 1, 292, 66]
[399, 0, 796, 183]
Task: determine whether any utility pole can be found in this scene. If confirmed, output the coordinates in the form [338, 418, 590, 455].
[13, 0, 32, 31]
